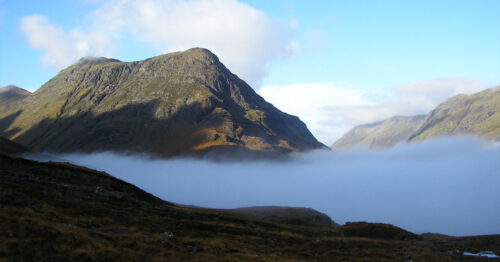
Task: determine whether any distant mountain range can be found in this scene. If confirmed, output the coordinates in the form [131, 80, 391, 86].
[0, 48, 325, 157]
[332, 115, 426, 149]
[332, 87, 500, 149]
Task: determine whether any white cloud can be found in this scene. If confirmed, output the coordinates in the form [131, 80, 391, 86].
[20, 15, 114, 69]
[20, 0, 296, 87]
[260, 78, 488, 145]
[259, 83, 373, 145]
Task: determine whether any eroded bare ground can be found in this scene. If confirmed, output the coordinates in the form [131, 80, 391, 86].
[1, 153, 499, 261]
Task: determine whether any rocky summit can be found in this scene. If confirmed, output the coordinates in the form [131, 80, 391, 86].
[0, 48, 325, 157]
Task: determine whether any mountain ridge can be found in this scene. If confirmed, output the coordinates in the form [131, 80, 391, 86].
[0, 48, 326, 157]
[332, 87, 500, 149]
[332, 115, 426, 150]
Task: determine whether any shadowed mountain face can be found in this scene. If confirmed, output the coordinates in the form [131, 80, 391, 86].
[332, 87, 500, 149]
[0, 48, 325, 157]
[331, 115, 426, 150]
[0, 136, 28, 156]
[0, 85, 31, 115]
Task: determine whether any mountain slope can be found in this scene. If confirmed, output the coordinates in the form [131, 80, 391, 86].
[331, 115, 426, 150]
[0, 48, 325, 157]
[0, 85, 31, 114]
[408, 87, 500, 142]
[0, 136, 28, 156]
[333, 87, 500, 149]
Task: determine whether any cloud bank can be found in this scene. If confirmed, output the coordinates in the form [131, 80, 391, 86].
[260, 78, 488, 144]
[44, 137, 500, 236]
[20, 0, 296, 87]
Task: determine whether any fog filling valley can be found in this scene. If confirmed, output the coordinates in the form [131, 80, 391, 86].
[40, 137, 500, 236]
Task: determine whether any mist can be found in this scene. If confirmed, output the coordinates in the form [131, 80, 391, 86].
[39, 137, 500, 236]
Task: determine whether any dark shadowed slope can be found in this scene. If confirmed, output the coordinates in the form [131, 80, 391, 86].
[331, 115, 425, 150]
[0, 136, 28, 156]
[332, 87, 500, 150]
[225, 206, 337, 227]
[0, 85, 31, 115]
[0, 48, 325, 157]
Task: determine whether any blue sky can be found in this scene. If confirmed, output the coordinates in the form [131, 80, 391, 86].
[1, 0, 499, 143]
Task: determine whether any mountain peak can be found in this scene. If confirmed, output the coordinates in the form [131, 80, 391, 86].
[0, 85, 31, 94]
[1, 48, 325, 157]
[149, 47, 222, 67]
[0, 85, 31, 115]
[75, 56, 121, 66]
[185, 47, 218, 56]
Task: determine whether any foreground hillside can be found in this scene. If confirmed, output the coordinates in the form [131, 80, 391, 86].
[0, 48, 325, 157]
[332, 87, 500, 149]
[1, 151, 499, 261]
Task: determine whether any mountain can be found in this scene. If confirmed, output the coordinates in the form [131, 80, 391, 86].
[408, 87, 500, 142]
[332, 87, 500, 149]
[0, 85, 31, 114]
[331, 115, 426, 150]
[0, 48, 325, 157]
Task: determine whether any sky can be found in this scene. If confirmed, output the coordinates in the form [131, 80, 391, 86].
[1, 0, 499, 144]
